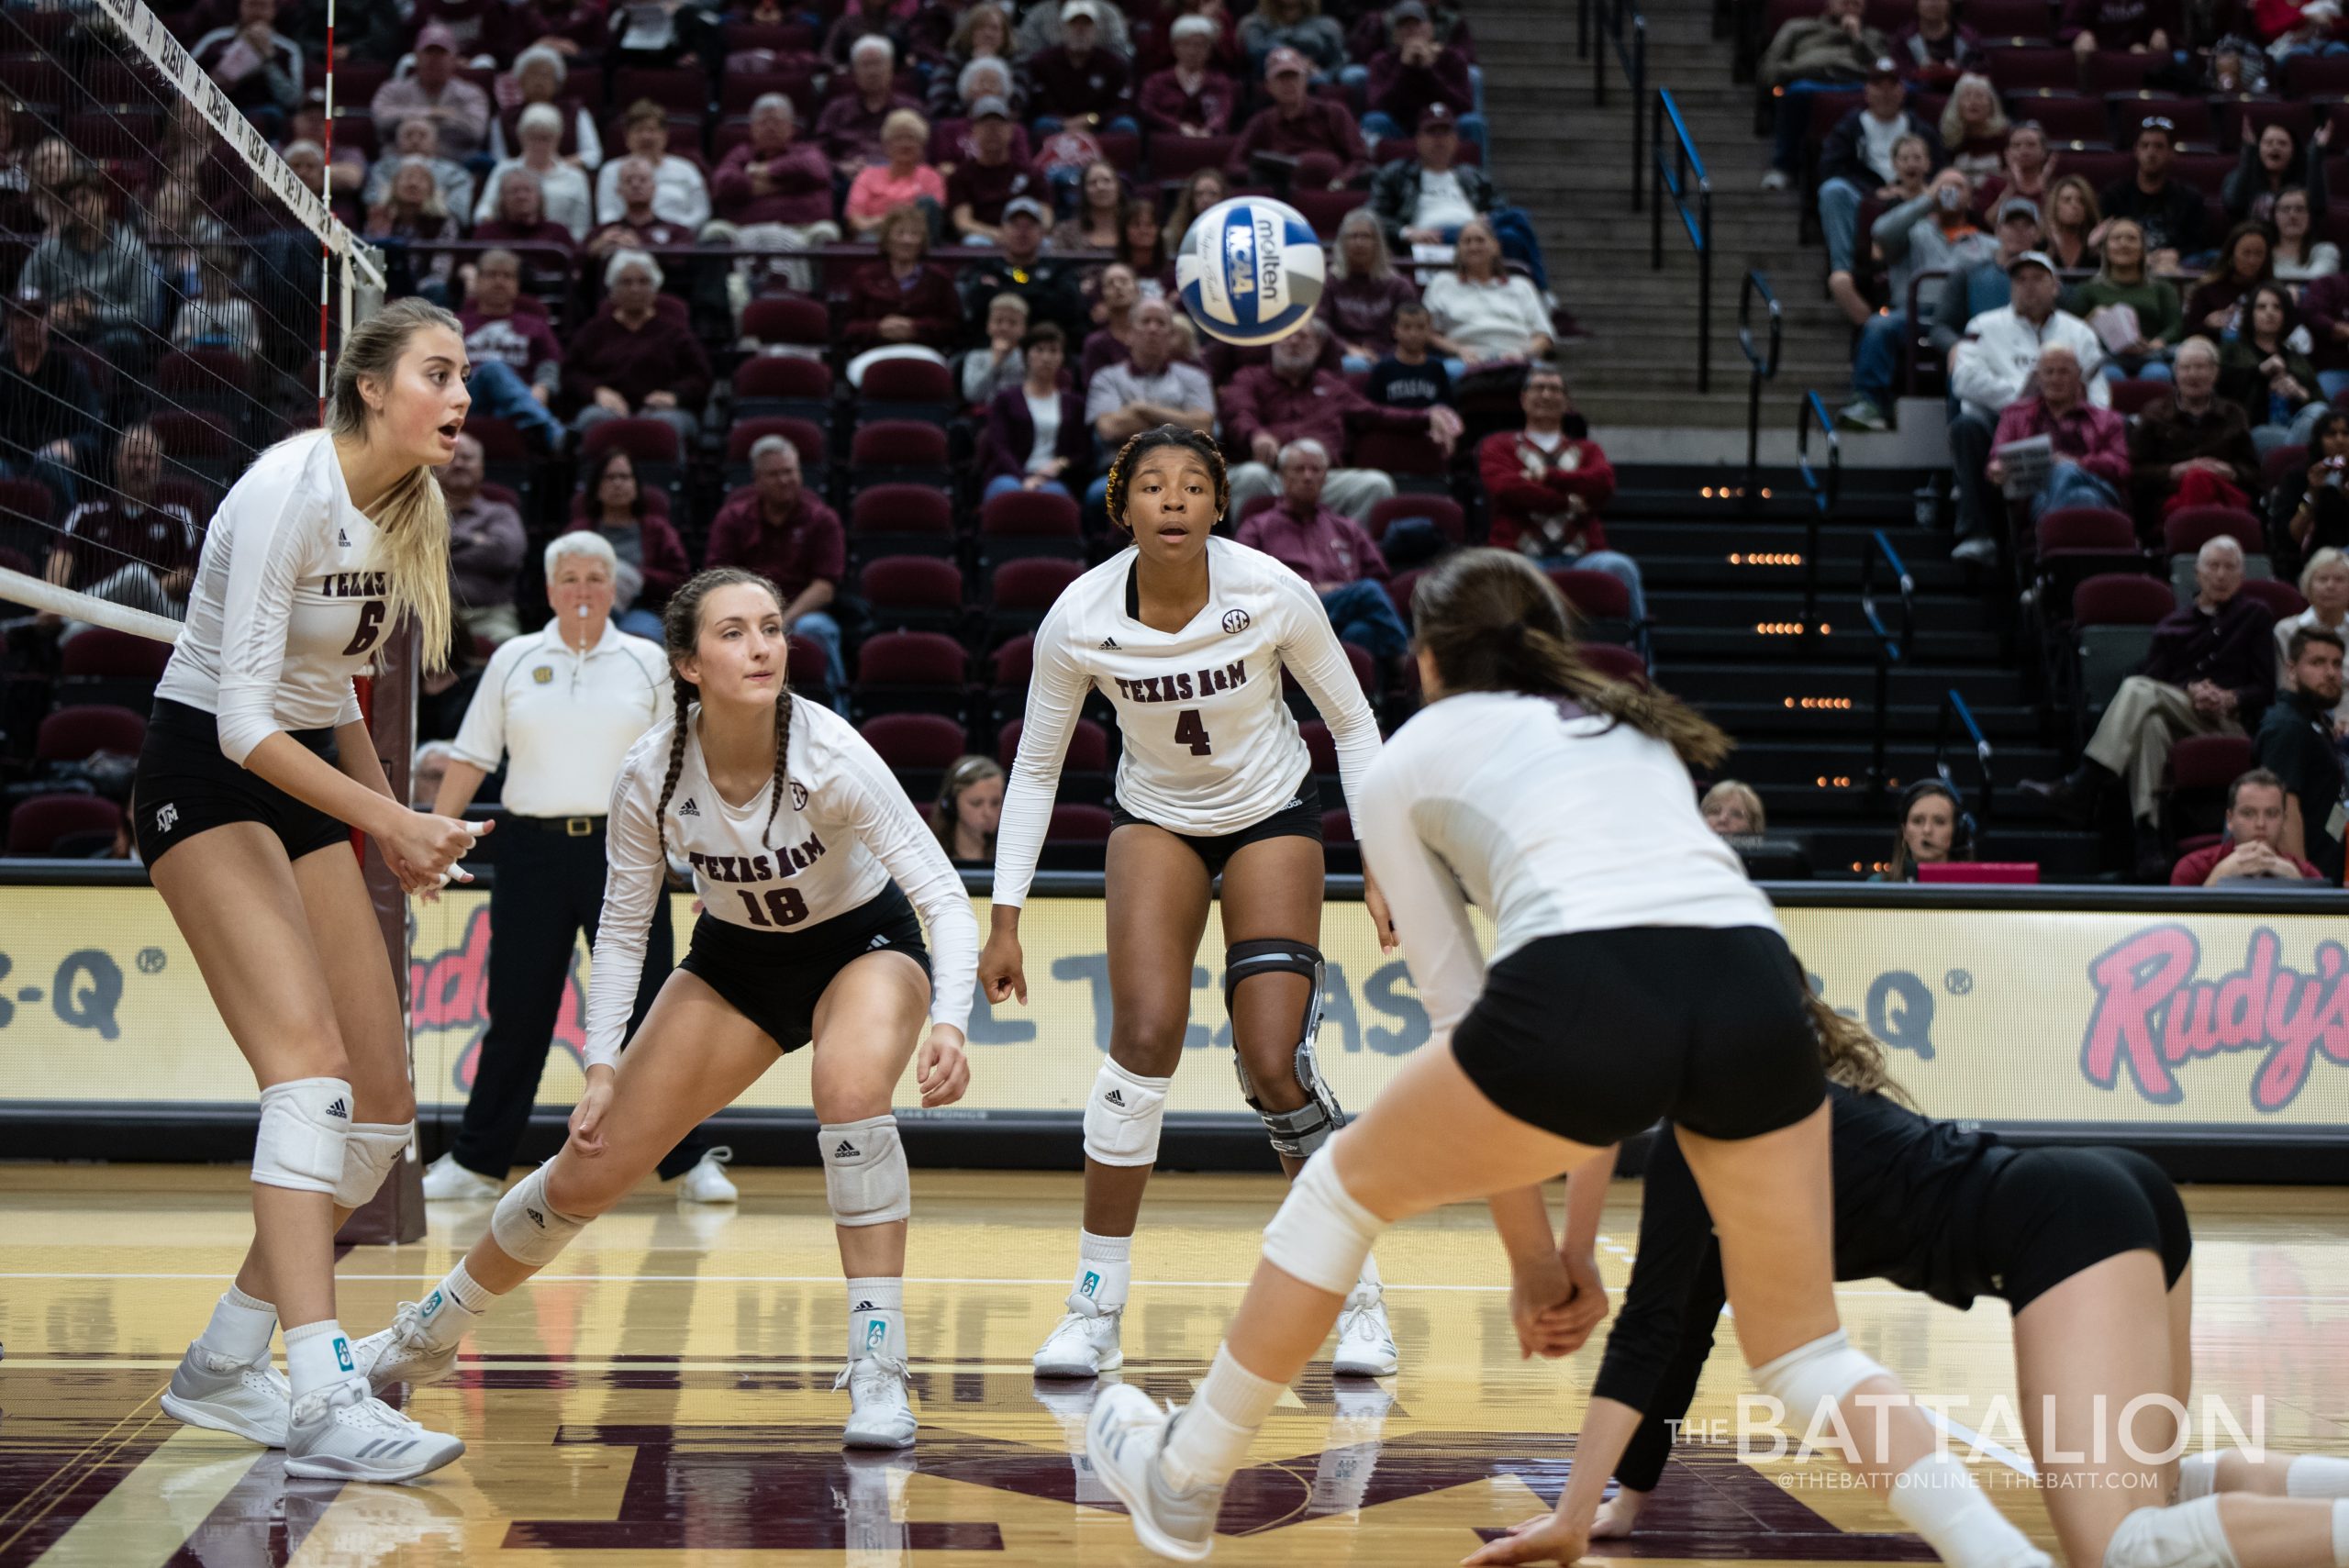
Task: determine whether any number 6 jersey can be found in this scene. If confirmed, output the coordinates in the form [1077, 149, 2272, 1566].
[583, 694, 979, 1070]
[992, 537, 1384, 907]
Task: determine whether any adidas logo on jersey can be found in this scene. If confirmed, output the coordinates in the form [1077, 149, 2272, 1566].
[1103, 1088, 1125, 1106]
[336, 528, 351, 547]
[867, 934, 890, 950]
[324, 1097, 349, 1119]
[834, 1140, 859, 1158]
[678, 798, 700, 817]
[1100, 637, 1119, 650]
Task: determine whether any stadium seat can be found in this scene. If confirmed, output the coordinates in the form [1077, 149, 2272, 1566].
[1964, 0, 2055, 40]
[36, 704, 145, 763]
[848, 484, 957, 566]
[1290, 188, 1359, 241]
[2163, 506, 2270, 601]
[1385, 565, 1424, 626]
[722, 67, 823, 118]
[613, 67, 709, 115]
[1047, 802, 1114, 842]
[580, 417, 681, 469]
[1320, 806, 1354, 844]
[1151, 135, 1237, 182]
[2071, 573, 2176, 709]
[1577, 641, 1650, 685]
[2105, 377, 2175, 417]
[2034, 506, 2143, 623]
[1364, 494, 1464, 547]
[986, 557, 1084, 642]
[858, 554, 968, 636]
[849, 421, 952, 493]
[2165, 734, 2258, 844]
[2218, 98, 2315, 149]
[785, 633, 834, 706]
[860, 712, 971, 799]
[727, 416, 828, 491]
[1548, 567, 1637, 647]
[2239, 577, 2309, 622]
[852, 629, 970, 719]
[977, 488, 1085, 563]
[740, 295, 832, 353]
[857, 359, 956, 426]
[732, 354, 834, 426]
[5, 792, 121, 857]
[2006, 93, 2112, 148]
[55, 627, 172, 715]
[1297, 717, 1339, 779]
[1352, 428, 1452, 495]
[998, 715, 1112, 802]
[147, 410, 239, 487]
[1985, 49, 2081, 93]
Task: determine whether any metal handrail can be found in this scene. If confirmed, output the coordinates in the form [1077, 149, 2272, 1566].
[1796, 389, 1842, 641]
[1935, 686, 1997, 844]
[1580, 0, 1648, 207]
[1651, 87, 1715, 391]
[1860, 528, 1917, 805]
[1739, 270, 1782, 494]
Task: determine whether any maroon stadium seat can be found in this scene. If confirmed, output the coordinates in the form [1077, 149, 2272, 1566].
[978, 488, 1084, 562]
[2105, 377, 2174, 416]
[849, 420, 952, 490]
[1151, 135, 1237, 182]
[2165, 733, 2258, 842]
[859, 554, 968, 634]
[1364, 494, 1464, 545]
[2239, 577, 2309, 621]
[997, 716, 1110, 772]
[580, 417, 680, 466]
[1297, 718, 1338, 775]
[2074, 572, 2177, 627]
[1577, 641, 1650, 685]
[741, 295, 832, 350]
[1048, 802, 1114, 842]
[2162, 506, 2261, 560]
[729, 415, 827, 470]
[991, 633, 1034, 692]
[2035, 506, 2144, 620]
[6, 793, 121, 856]
[1985, 49, 2082, 93]
[1320, 806, 1354, 844]
[860, 712, 971, 769]
[849, 484, 957, 564]
[36, 705, 146, 762]
[59, 627, 172, 679]
[733, 353, 834, 424]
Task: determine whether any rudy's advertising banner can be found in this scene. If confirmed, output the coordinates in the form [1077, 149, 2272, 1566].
[1, 886, 2346, 1132]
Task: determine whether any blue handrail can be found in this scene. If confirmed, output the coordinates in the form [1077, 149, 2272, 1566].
[1796, 388, 1841, 641]
[1936, 687, 1996, 843]
[1651, 87, 1714, 390]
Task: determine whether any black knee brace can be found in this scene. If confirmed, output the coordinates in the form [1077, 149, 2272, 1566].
[1224, 939, 1344, 1157]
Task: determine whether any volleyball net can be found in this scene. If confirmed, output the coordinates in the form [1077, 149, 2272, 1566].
[0, 0, 383, 643]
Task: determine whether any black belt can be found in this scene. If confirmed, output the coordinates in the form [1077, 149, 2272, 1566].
[509, 814, 604, 837]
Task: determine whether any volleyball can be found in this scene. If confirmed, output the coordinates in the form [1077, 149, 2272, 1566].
[1175, 196, 1326, 348]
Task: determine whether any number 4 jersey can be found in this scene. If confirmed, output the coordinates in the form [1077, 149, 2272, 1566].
[157, 429, 384, 764]
[991, 536, 1384, 907]
[583, 694, 979, 1071]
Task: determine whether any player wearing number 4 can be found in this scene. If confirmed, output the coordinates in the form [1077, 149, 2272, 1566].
[351, 567, 979, 1451]
[137, 299, 485, 1482]
[982, 425, 1402, 1385]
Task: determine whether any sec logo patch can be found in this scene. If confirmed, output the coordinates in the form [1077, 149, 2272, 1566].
[1221, 609, 1250, 634]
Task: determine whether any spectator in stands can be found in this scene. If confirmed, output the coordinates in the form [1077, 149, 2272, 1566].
[2070, 217, 2182, 383]
[2275, 550, 2349, 710]
[2274, 429, 2349, 576]
[2131, 336, 2259, 518]
[563, 250, 711, 446]
[819, 36, 923, 180]
[477, 104, 595, 239]
[172, 245, 261, 362]
[594, 99, 713, 230]
[707, 94, 839, 295]
[2220, 282, 2327, 453]
[2206, 33, 2270, 91]
[2225, 120, 2331, 229]
[2060, 0, 2171, 53]
[1236, 437, 1411, 664]
[704, 433, 849, 687]
[1230, 47, 1368, 188]
[1370, 105, 1546, 288]
[843, 203, 962, 373]
[931, 755, 1006, 867]
[1240, 0, 1346, 72]
[1838, 171, 2003, 433]
[1113, 196, 1171, 291]
[2041, 172, 2101, 272]
[2169, 768, 2323, 884]
[1320, 208, 1419, 370]
[2257, 628, 2347, 879]
[364, 117, 476, 219]
[1938, 72, 2007, 181]
[442, 432, 527, 648]
[960, 196, 1085, 333]
[456, 249, 567, 451]
[1364, 1, 1479, 153]
[494, 45, 602, 171]
[1222, 320, 1461, 518]
[0, 291, 94, 517]
[1947, 250, 2108, 564]
[193, 0, 303, 138]
[1759, 0, 1887, 191]
[946, 96, 1042, 243]
[1371, 300, 1453, 410]
[1083, 297, 1214, 509]
[1890, 0, 1978, 81]
[372, 22, 493, 161]
[282, 126, 366, 228]
[1141, 15, 1239, 139]
[940, 5, 1017, 100]
[2099, 118, 2208, 271]
[1985, 343, 2132, 523]
[1017, 0, 1137, 62]
[981, 323, 1090, 500]
[1167, 165, 1231, 239]
[844, 112, 946, 239]
[586, 155, 697, 258]
[1700, 780, 1766, 836]
[365, 157, 463, 303]
[2187, 222, 2276, 334]
[1815, 58, 1946, 327]
[1030, 1, 1135, 133]
[1080, 263, 1141, 380]
[572, 448, 691, 639]
[2024, 535, 2275, 874]
[1476, 365, 1644, 627]
[2254, 0, 2349, 58]
[933, 57, 1031, 168]
[1976, 121, 2052, 214]
[963, 292, 1032, 404]
[1422, 216, 1553, 373]
[1053, 160, 1127, 250]
[42, 422, 196, 617]
[822, 0, 914, 65]
[490, 0, 607, 60]
[2272, 188, 2339, 284]
[1872, 781, 1963, 881]
[21, 184, 156, 369]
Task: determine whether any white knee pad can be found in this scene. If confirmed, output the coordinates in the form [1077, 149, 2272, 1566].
[1261, 1148, 1384, 1295]
[334, 1120, 412, 1209]
[822, 1116, 910, 1227]
[2106, 1497, 2240, 1568]
[489, 1164, 590, 1267]
[253, 1077, 353, 1195]
[1751, 1329, 1894, 1423]
[1083, 1059, 1170, 1167]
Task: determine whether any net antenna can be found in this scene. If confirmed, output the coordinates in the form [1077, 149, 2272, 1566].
[0, 0, 383, 644]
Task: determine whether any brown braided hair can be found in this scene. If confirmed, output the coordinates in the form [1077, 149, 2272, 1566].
[652, 567, 797, 857]
[1102, 424, 1229, 536]
[1410, 549, 1733, 771]
[1803, 988, 1915, 1107]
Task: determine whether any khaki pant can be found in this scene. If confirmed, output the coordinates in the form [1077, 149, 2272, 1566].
[1228, 463, 1396, 521]
[2086, 675, 2243, 824]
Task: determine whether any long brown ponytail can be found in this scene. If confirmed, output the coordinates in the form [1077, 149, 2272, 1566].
[1410, 549, 1733, 771]
[653, 567, 796, 858]
[328, 295, 462, 671]
[1803, 989, 1915, 1106]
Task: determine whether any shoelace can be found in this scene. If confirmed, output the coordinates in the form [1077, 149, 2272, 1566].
[834, 1356, 910, 1397]
[703, 1145, 735, 1167]
[1337, 1301, 1384, 1346]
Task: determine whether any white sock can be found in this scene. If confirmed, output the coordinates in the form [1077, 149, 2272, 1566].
[1348, 1251, 1383, 1307]
[2178, 1451, 2220, 1501]
[1074, 1229, 1131, 1314]
[2290, 1456, 2349, 1499]
[1886, 1451, 2045, 1568]
[847, 1276, 907, 1362]
[1161, 1344, 1285, 1492]
[416, 1261, 492, 1351]
[283, 1318, 358, 1400]
[2331, 1500, 2349, 1568]
[195, 1284, 276, 1365]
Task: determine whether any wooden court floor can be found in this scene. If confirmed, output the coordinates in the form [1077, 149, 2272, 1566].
[2, 1164, 2344, 1567]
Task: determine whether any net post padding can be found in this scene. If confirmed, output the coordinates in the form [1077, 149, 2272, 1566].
[0, 564, 183, 640]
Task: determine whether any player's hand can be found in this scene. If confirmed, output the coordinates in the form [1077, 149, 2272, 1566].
[1589, 1486, 1650, 1539]
[569, 1064, 617, 1154]
[1363, 870, 1397, 953]
[979, 923, 1028, 1004]
[915, 1023, 971, 1106]
[1553, 1249, 1611, 1353]
[1462, 1511, 1591, 1565]
[1507, 1249, 1578, 1359]
[385, 810, 492, 884]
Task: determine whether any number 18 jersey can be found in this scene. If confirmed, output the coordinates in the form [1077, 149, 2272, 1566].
[992, 537, 1382, 907]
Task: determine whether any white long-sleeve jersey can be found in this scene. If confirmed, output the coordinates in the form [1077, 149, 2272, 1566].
[1356, 691, 1779, 1041]
[992, 536, 1383, 906]
[154, 431, 380, 763]
[583, 695, 978, 1070]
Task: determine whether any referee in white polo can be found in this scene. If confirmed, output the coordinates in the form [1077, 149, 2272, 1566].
[418, 531, 738, 1203]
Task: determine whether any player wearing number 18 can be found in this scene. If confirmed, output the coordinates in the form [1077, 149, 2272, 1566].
[981, 426, 1401, 1385]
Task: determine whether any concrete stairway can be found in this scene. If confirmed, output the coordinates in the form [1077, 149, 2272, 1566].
[1474, 0, 1858, 428]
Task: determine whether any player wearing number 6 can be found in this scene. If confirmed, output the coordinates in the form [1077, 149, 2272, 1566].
[350, 567, 979, 1451]
[981, 425, 1401, 1385]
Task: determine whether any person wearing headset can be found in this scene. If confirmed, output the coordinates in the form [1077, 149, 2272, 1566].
[1872, 779, 1972, 881]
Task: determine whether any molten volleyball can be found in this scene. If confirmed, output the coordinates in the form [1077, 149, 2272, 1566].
[1175, 196, 1326, 348]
